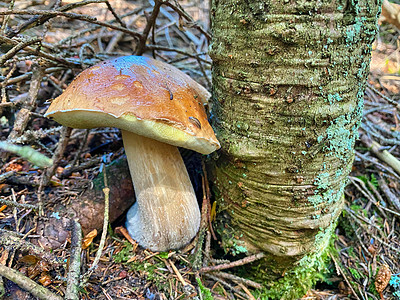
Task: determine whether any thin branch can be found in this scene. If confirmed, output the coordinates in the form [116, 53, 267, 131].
[145, 45, 210, 64]
[378, 177, 400, 211]
[0, 263, 63, 300]
[0, 229, 64, 266]
[0, 38, 41, 67]
[0, 198, 37, 210]
[199, 253, 265, 273]
[366, 84, 400, 109]
[212, 272, 262, 289]
[162, 0, 211, 41]
[136, 0, 164, 55]
[360, 133, 400, 175]
[7, 0, 127, 37]
[80, 169, 110, 286]
[65, 219, 82, 300]
[0, 10, 142, 39]
[203, 273, 248, 299]
[0, 35, 77, 67]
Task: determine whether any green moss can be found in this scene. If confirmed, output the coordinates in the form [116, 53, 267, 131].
[349, 267, 362, 280]
[196, 277, 214, 300]
[113, 242, 169, 293]
[252, 224, 337, 299]
[113, 241, 134, 263]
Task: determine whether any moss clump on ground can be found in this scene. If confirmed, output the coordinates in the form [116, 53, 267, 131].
[251, 243, 335, 299]
[249, 223, 338, 299]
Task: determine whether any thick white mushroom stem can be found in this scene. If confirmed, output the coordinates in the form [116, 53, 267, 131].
[122, 130, 201, 251]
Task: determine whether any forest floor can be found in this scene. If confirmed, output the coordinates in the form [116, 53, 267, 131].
[0, 1, 399, 299]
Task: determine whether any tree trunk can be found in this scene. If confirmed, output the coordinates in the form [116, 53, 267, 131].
[209, 0, 381, 297]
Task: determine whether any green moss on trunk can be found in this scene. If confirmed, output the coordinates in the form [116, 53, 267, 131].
[210, 0, 381, 297]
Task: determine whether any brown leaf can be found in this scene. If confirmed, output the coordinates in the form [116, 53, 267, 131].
[38, 272, 52, 287]
[82, 229, 97, 250]
[5, 163, 23, 172]
[375, 264, 392, 293]
[368, 243, 378, 255]
[19, 255, 40, 266]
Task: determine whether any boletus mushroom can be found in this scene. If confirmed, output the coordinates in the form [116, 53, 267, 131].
[45, 56, 220, 251]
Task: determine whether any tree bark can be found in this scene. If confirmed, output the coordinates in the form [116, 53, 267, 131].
[210, 0, 381, 297]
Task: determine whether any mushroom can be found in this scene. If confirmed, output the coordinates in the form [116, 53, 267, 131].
[45, 56, 220, 251]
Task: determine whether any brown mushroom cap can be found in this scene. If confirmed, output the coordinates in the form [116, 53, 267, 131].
[45, 56, 220, 154]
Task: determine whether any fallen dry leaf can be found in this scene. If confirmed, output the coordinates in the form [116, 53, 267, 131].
[0, 205, 7, 213]
[38, 272, 52, 287]
[82, 229, 98, 250]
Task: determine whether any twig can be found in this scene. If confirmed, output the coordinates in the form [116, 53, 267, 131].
[65, 219, 82, 300]
[0, 263, 63, 300]
[7, 126, 64, 145]
[7, 0, 114, 37]
[0, 197, 37, 210]
[361, 123, 400, 146]
[38, 126, 72, 215]
[378, 177, 400, 211]
[355, 151, 400, 180]
[60, 156, 103, 178]
[136, 0, 164, 55]
[70, 129, 89, 167]
[0, 35, 77, 67]
[0, 10, 142, 40]
[0, 67, 66, 87]
[190, 44, 211, 89]
[0, 276, 4, 299]
[360, 133, 400, 175]
[366, 83, 400, 109]
[0, 171, 15, 184]
[204, 273, 248, 299]
[330, 254, 362, 300]
[145, 45, 210, 64]
[8, 63, 44, 140]
[212, 272, 262, 289]
[169, 259, 188, 286]
[0, 37, 41, 67]
[55, 7, 146, 48]
[349, 176, 387, 218]
[1, 0, 15, 35]
[80, 168, 110, 286]
[199, 253, 265, 273]
[105, 15, 140, 52]
[0, 229, 64, 266]
[103, 1, 126, 28]
[162, 1, 211, 41]
[203, 230, 211, 267]
[237, 282, 256, 300]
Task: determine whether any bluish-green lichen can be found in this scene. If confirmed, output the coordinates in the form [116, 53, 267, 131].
[308, 186, 344, 207]
[308, 171, 347, 207]
[320, 111, 360, 163]
[314, 172, 330, 190]
[325, 116, 352, 160]
[326, 93, 342, 105]
[346, 17, 367, 45]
